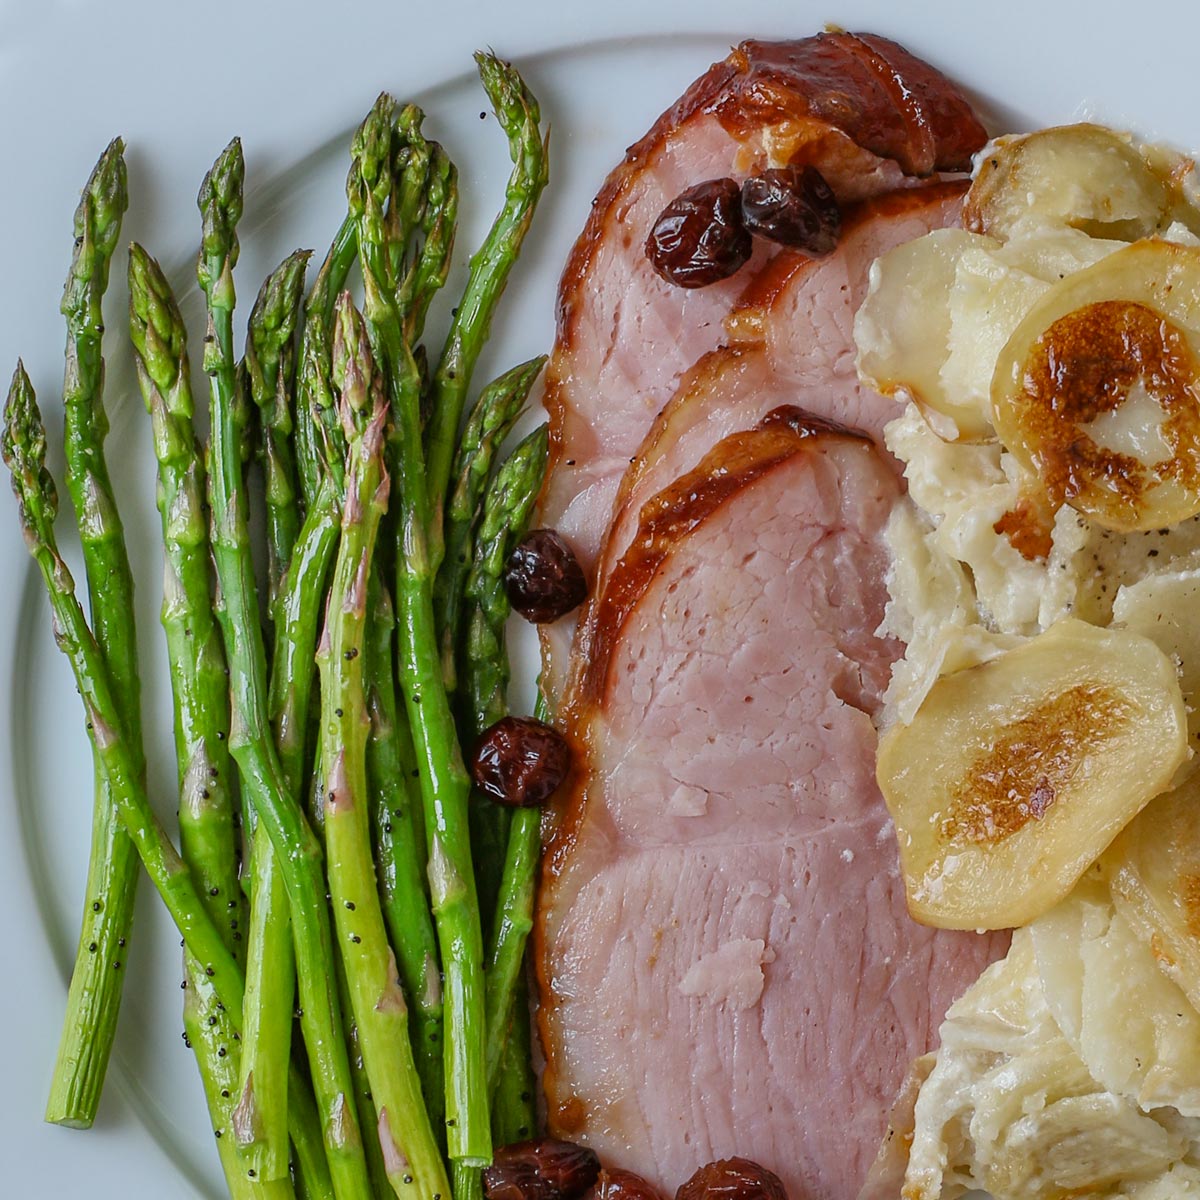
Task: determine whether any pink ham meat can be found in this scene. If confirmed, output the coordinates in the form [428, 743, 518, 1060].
[536, 416, 1008, 1199]
[539, 31, 986, 580]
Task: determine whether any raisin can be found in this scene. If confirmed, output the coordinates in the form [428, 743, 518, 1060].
[505, 530, 588, 623]
[483, 1138, 601, 1200]
[675, 1159, 788, 1200]
[584, 1169, 664, 1200]
[471, 717, 571, 808]
[645, 179, 752, 288]
[740, 166, 840, 255]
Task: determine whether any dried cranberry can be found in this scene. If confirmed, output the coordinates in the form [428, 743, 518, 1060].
[675, 1159, 788, 1200]
[483, 1138, 602, 1200]
[471, 716, 571, 808]
[584, 1169, 665, 1200]
[505, 529, 588, 623]
[740, 166, 840, 255]
[646, 178, 753, 288]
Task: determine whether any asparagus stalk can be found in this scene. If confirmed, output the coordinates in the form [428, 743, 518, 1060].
[197, 139, 373, 1200]
[365, 568, 444, 1128]
[352, 98, 491, 1186]
[271, 333, 345, 804]
[489, 983, 535, 1148]
[424, 54, 549, 537]
[128, 243, 263, 1195]
[245, 249, 310, 607]
[45, 138, 142, 1128]
[458, 429, 547, 1144]
[486, 680, 547, 1151]
[461, 426, 548, 953]
[4, 362, 245, 1022]
[435, 357, 544, 691]
[234, 248, 320, 1185]
[319, 294, 450, 1200]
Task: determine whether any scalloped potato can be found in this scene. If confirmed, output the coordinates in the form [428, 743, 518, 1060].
[877, 620, 1187, 930]
[965, 124, 1187, 242]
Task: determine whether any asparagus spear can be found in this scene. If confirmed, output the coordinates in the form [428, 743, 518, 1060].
[45, 138, 142, 1129]
[461, 426, 548, 953]
[271, 335, 344, 805]
[245, 249, 310, 607]
[435, 357, 544, 691]
[489, 981, 535, 1148]
[128, 242, 261, 1192]
[365, 568, 444, 1128]
[235, 248, 320, 1185]
[352, 98, 491, 1189]
[458, 429, 547, 1143]
[197, 139, 373, 1200]
[486, 699, 554, 1151]
[319, 294, 451, 1200]
[424, 54, 549, 538]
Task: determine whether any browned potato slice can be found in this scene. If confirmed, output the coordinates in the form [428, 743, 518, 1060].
[965, 124, 1179, 242]
[991, 239, 1200, 532]
[1108, 774, 1200, 1016]
[877, 619, 1187, 930]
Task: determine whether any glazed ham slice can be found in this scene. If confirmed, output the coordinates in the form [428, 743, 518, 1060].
[539, 31, 986, 582]
[536, 416, 1008, 1199]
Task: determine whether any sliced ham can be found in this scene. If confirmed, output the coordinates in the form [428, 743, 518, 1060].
[539, 31, 986, 583]
[536, 416, 1008, 1200]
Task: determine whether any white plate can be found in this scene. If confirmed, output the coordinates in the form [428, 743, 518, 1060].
[1, 1, 1196, 1196]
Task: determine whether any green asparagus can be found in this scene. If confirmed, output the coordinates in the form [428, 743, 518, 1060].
[46, 138, 142, 1129]
[424, 54, 549, 538]
[352, 97, 491, 1189]
[128, 243, 262, 1195]
[295, 216, 355, 512]
[319, 294, 450, 1200]
[237, 248, 317, 1186]
[461, 427, 548, 1019]
[365, 569, 444, 1129]
[245, 248, 310, 606]
[20, 55, 558, 1197]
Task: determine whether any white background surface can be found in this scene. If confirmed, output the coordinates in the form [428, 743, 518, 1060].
[0, 0, 1193, 1195]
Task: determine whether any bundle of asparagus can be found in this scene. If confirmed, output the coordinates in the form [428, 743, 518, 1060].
[4, 53, 558, 1200]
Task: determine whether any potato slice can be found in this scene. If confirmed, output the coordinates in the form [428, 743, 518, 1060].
[965, 124, 1177, 242]
[992, 239, 1200, 532]
[1108, 774, 1200, 1017]
[855, 227, 998, 441]
[876, 618, 1187, 930]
